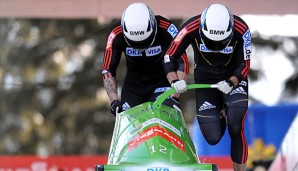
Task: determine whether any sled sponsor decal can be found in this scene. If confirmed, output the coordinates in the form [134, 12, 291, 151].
[129, 118, 179, 138]
[134, 118, 181, 136]
[127, 107, 181, 122]
[147, 167, 169, 171]
[128, 126, 185, 152]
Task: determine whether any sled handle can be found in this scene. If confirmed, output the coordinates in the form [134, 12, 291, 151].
[153, 83, 218, 110]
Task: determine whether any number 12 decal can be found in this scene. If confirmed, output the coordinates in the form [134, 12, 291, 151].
[149, 145, 167, 154]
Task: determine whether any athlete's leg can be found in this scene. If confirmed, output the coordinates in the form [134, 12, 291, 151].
[121, 83, 148, 110]
[196, 88, 225, 145]
[148, 87, 171, 102]
[121, 78, 169, 110]
[148, 78, 172, 104]
[224, 79, 249, 171]
[233, 163, 246, 171]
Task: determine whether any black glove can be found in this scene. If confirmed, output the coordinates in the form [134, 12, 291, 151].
[110, 100, 122, 117]
[163, 96, 180, 109]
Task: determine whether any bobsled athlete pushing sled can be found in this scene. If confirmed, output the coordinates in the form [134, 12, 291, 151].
[95, 84, 218, 171]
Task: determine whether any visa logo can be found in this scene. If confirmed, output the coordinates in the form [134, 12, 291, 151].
[145, 46, 162, 56]
[147, 167, 170, 171]
[126, 46, 162, 57]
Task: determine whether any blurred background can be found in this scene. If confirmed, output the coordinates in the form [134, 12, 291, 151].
[0, 0, 297, 171]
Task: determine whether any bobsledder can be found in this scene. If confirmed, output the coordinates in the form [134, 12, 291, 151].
[95, 84, 218, 171]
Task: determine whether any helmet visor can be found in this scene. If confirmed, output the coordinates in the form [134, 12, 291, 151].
[200, 30, 233, 51]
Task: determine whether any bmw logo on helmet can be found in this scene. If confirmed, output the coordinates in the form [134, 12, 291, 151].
[200, 4, 234, 51]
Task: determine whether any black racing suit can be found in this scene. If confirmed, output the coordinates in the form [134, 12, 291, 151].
[163, 15, 251, 164]
[102, 15, 189, 110]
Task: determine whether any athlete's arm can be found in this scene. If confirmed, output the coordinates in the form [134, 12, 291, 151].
[166, 52, 189, 92]
[166, 71, 179, 84]
[158, 16, 191, 96]
[163, 16, 199, 86]
[103, 77, 118, 101]
[229, 76, 240, 87]
[101, 24, 123, 102]
[231, 17, 251, 86]
[169, 55, 189, 97]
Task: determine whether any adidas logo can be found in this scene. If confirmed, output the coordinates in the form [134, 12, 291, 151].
[199, 101, 216, 111]
[230, 87, 247, 95]
[122, 102, 131, 111]
[239, 81, 247, 87]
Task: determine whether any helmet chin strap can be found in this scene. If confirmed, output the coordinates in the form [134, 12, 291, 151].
[146, 21, 158, 49]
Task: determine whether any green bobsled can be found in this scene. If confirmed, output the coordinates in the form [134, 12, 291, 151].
[95, 84, 219, 171]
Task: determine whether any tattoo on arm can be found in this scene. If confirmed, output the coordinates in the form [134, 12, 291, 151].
[103, 77, 118, 101]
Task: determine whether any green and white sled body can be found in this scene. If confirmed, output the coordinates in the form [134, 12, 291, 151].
[95, 84, 218, 171]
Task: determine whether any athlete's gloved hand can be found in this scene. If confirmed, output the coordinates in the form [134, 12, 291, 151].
[171, 79, 187, 93]
[217, 80, 234, 94]
[163, 96, 180, 109]
[110, 100, 122, 117]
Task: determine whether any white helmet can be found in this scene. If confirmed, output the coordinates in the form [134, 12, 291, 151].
[200, 4, 234, 51]
[121, 3, 157, 51]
